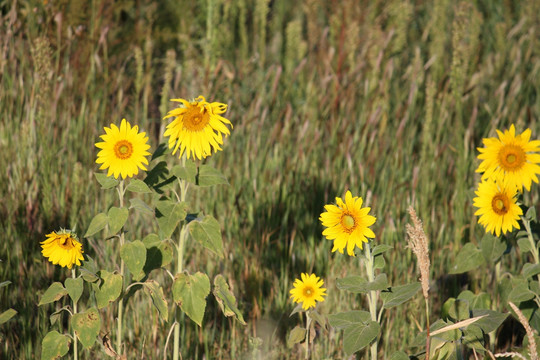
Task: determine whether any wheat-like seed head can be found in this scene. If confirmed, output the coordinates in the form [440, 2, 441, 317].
[406, 206, 430, 299]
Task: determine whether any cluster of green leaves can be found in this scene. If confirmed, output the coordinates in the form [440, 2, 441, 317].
[38, 153, 245, 359]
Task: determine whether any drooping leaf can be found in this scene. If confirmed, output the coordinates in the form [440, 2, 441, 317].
[143, 280, 168, 320]
[172, 272, 210, 326]
[343, 321, 380, 355]
[0, 309, 17, 324]
[41, 331, 71, 360]
[197, 165, 228, 187]
[94, 173, 119, 189]
[156, 200, 187, 238]
[337, 274, 388, 293]
[189, 215, 224, 258]
[213, 274, 246, 324]
[39, 282, 68, 306]
[65, 277, 84, 304]
[93, 270, 123, 309]
[382, 282, 421, 308]
[107, 207, 129, 235]
[84, 212, 109, 237]
[120, 240, 147, 281]
[129, 198, 153, 214]
[287, 326, 306, 347]
[328, 310, 372, 329]
[126, 179, 152, 193]
[71, 307, 101, 349]
[49, 307, 70, 326]
[448, 243, 485, 274]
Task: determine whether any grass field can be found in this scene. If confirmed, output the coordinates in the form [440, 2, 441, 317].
[1, 0, 540, 358]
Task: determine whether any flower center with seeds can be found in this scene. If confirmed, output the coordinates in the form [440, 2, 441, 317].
[183, 107, 210, 132]
[341, 214, 356, 233]
[491, 193, 509, 215]
[498, 144, 526, 171]
[57, 235, 76, 250]
[303, 286, 314, 297]
[114, 140, 133, 160]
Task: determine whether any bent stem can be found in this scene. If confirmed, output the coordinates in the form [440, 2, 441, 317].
[116, 180, 127, 355]
[304, 310, 312, 360]
[72, 268, 78, 360]
[364, 242, 378, 360]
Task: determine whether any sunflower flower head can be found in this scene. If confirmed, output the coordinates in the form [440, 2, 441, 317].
[476, 124, 540, 191]
[289, 273, 327, 310]
[319, 191, 376, 256]
[473, 176, 523, 237]
[163, 95, 233, 160]
[95, 119, 151, 179]
[41, 229, 84, 269]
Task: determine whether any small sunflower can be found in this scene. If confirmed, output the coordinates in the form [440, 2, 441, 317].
[476, 124, 540, 191]
[163, 95, 233, 160]
[319, 191, 376, 256]
[41, 230, 84, 269]
[289, 273, 327, 310]
[473, 177, 522, 237]
[95, 119, 151, 179]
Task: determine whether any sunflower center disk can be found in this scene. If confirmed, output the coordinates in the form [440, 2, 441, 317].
[303, 287, 313, 297]
[114, 140, 134, 159]
[499, 144, 525, 170]
[341, 214, 356, 232]
[184, 108, 210, 132]
[491, 194, 509, 215]
[58, 237, 75, 250]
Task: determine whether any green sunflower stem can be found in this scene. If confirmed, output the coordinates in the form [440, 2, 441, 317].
[173, 156, 189, 360]
[116, 180, 126, 355]
[364, 242, 378, 360]
[304, 310, 312, 360]
[72, 268, 78, 360]
[522, 217, 540, 291]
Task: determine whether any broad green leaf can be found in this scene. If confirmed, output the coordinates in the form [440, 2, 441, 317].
[517, 238, 533, 253]
[372, 244, 393, 256]
[448, 243, 485, 274]
[213, 275, 246, 324]
[172, 272, 210, 326]
[156, 200, 187, 238]
[39, 282, 68, 306]
[143, 234, 173, 273]
[107, 207, 129, 235]
[84, 212, 109, 237]
[507, 283, 535, 303]
[287, 326, 306, 347]
[190, 215, 224, 258]
[470, 292, 491, 310]
[0, 309, 16, 324]
[289, 303, 304, 317]
[382, 282, 421, 308]
[120, 240, 146, 281]
[343, 321, 380, 355]
[373, 255, 386, 270]
[93, 270, 123, 309]
[71, 307, 100, 349]
[65, 277, 83, 304]
[480, 233, 506, 263]
[310, 310, 326, 328]
[80, 256, 99, 283]
[197, 165, 228, 187]
[336, 274, 388, 293]
[126, 179, 152, 193]
[49, 307, 70, 326]
[462, 325, 485, 351]
[129, 198, 153, 214]
[523, 263, 540, 279]
[171, 162, 197, 184]
[526, 206, 537, 222]
[41, 331, 70, 360]
[143, 280, 168, 320]
[328, 310, 372, 329]
[142, 233, 161, 247]
[389, 351, 410, 360]
[94, 173, 119, 189]
[444, 299, 470, 321]
[471, 309, 507, 333]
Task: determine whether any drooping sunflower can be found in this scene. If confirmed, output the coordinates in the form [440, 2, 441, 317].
[473, 177, 522, 237]
[95, 119, 151, 179]
[476, 124, 540, 191]
[163, 95, 233, 160]
[41, 230, 84, 269]
[319, 191, 376, 256]
[289, 273, 327, 310]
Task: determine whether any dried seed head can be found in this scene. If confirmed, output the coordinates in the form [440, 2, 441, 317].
[406, 206, 430, 299]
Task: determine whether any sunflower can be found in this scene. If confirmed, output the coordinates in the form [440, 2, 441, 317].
[95, 119, 151, 179]
[473, 177, 522, 237]
[41, 230, 84, 269]
[289, 273, 327, 310]
[476, 124, 540, 191]
[163, 95, 233, 160]
[319, 191, 376, 256]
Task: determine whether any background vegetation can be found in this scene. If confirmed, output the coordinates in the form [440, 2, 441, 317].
[1, 0, 539, 358]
